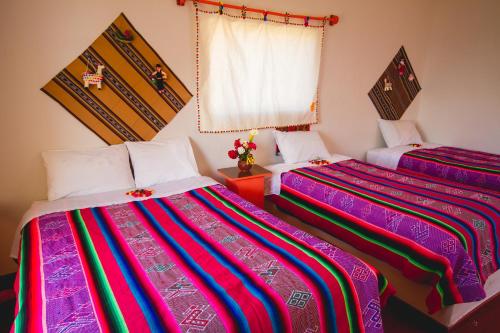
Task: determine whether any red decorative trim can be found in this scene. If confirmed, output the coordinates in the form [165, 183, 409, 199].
[179, 0, 339, 26]
[275, 125, 311, 132]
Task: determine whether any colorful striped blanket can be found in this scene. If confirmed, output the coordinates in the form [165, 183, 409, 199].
[12, 185, 392, 333]
[398, 146, 500, 191]
[276, 160, 499, 313]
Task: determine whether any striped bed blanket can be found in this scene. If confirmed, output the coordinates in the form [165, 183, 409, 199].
[12, 185, 392, 333]
[275, 160, 499, 313]
[398, 146, 500, 191]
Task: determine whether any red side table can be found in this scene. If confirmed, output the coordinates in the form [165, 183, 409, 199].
[218, 164, 272, 208]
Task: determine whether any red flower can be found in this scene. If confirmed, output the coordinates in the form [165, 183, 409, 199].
[228, 150, 238, 159]
[234, 139, 241, 149]
[248, 142, 257, 150]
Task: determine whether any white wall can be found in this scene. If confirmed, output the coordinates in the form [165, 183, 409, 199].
[417, 0, 500, 154]
[0, 0, 435, 273]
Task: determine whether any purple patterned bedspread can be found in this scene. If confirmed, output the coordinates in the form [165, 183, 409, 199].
[398, 146, 500, 191]
[277, 159, 499, 313]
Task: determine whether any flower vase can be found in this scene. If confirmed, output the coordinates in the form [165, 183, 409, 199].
[237, 160, 252, 172]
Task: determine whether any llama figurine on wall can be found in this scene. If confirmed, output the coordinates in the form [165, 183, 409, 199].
[82, 65, 105, 89]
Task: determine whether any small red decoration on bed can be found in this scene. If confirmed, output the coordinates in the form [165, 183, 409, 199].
[126, 189, 154, 198]
[309, 159, 330, 166]
[409, 143, 422, 148]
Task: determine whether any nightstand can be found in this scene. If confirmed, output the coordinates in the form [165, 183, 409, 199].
[218, 164, 272, 208]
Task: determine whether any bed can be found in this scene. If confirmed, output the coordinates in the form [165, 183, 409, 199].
[370, 119, 500, 191]
[10, 176, 392, 333]
[367, 144, 500, 191]
[267, 157, 499, 325]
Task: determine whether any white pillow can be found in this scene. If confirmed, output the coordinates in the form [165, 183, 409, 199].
[377, 119, 423, 148]
[273, 130, 330, 164]
[152, 136, 199, 174]
[126, 138, 200, 188]
[42, 144, 135, 201]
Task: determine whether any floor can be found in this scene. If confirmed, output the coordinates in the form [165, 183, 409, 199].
[382, 297, 445, 333]
[0, 273, 16, 333]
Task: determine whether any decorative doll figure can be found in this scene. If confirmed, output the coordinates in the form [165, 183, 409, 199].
[398, 59, 406, 76]
[150, 64, 168, 93]
[384, 77, 393, 91]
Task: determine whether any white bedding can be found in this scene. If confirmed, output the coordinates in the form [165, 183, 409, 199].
[264, 154, 352, 196]
[10, 176, 218, 259]
[366, 143, 442, 170]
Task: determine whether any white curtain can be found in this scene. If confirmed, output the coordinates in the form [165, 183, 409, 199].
[197, 11, 324, 132]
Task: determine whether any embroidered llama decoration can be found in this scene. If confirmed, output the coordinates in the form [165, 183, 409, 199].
[82, 65, 105, 89]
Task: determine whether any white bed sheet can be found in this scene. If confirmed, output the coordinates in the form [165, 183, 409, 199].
[10, 176, 218, 259]
[366, 142, 442, 170]
[264, 154, 352, 196]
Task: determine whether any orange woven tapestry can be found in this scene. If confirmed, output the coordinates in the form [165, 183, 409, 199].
[42, 13, 192, 144]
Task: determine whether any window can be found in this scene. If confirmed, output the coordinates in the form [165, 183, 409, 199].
[196, 11, 324, 132]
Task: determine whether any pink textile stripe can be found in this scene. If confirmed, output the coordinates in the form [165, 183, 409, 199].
[191, 188, 352, 333]
[141, 198, 276, 333]
[12, 221, 44, 332]
[79, 208, 154, 331]
[28, 221, 43, 332]
[159, 197, 293, 332]
[95, 207, 182, 333]
[66, 211, 112, 333]
[206, 186, 368, 332]
[129, 201, 241, 333]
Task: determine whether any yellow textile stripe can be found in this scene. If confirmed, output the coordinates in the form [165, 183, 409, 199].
[41, 13, 192, 144]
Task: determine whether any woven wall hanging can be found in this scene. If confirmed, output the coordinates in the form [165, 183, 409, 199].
[42, 13, 192, 144]
[368, 46, 421, 120]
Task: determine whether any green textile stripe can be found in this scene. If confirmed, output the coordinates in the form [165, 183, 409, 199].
[202, 187, 360, 333]
[72, 210, 128, 332]
[280, 191, 447, 308]
[294, 169, 469, 252]
[405, 153, 500, 174]
[14, 227, 29, 333]
[377, 272, 389, 295]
